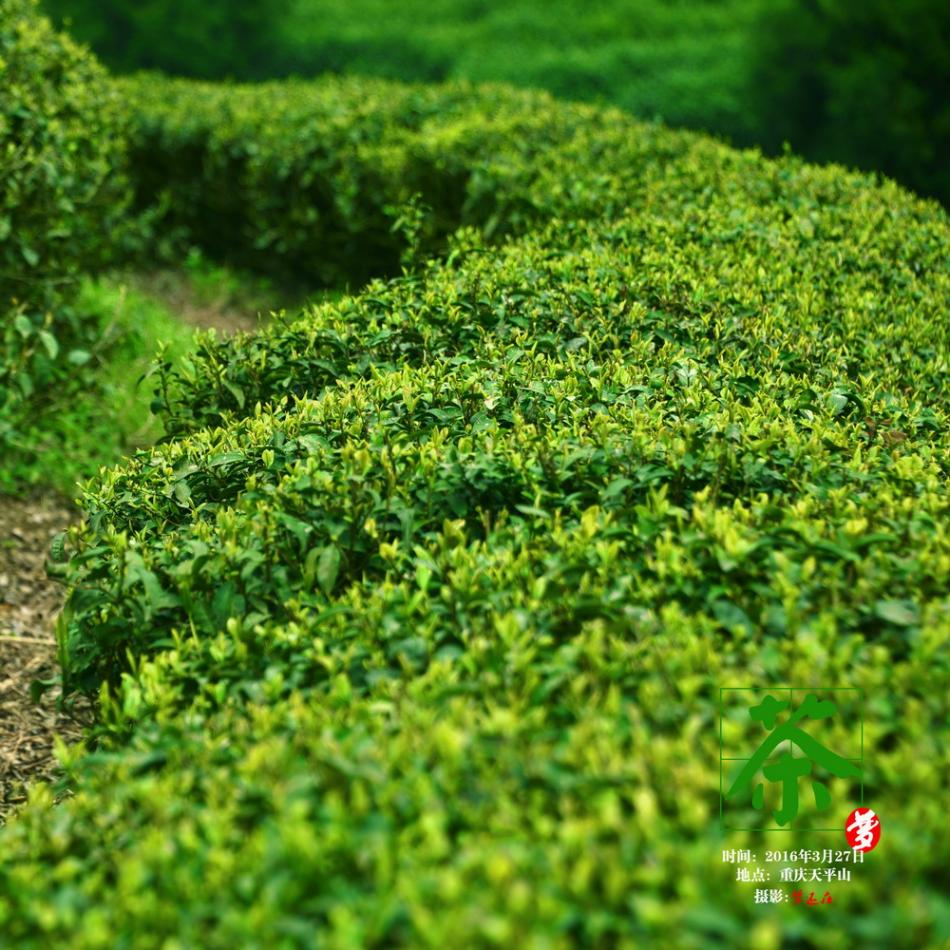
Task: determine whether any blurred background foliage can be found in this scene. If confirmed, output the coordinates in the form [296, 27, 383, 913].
[40, 0, 950, 206]
[750, 0, 950, 211]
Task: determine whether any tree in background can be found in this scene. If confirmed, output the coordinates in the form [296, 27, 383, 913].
[750, 0, 950, 205]
[42, 0, 295, 80]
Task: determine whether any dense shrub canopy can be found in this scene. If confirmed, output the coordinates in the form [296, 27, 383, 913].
[41, 0, 761, 142]
[0, 0, 128, 448]
[1, 73, 948, 946]
[116, 74, 651, 287]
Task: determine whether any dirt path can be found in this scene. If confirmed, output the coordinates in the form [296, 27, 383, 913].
[130, 269, 271, 334]
[0, 268, 304, 821]
[0, 494, 91, 823]
[0, 266, 297, 822]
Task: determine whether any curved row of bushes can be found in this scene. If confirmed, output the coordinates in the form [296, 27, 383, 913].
[0, 0, 128, 454]
[1, 66, 949, 948]
[116, 73, 692, 288]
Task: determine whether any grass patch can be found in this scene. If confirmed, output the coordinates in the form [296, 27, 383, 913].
[0, 278, 195, 498]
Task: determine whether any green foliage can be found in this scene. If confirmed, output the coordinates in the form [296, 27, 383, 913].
[0, 0, 129, 454]
[43, 0, 762, 136]
[40, 0, 950, 204]
[280, 0, 764, 143]
[749, 0, 950, 205]
[41, 0, 295, 80]
[117, 74, 680, 288]
[1, 73, 948, 945]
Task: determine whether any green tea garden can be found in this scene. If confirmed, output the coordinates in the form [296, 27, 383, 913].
[1, 0, 948, 945]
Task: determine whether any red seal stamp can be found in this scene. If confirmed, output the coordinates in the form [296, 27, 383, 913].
[845, 807, 881, 852]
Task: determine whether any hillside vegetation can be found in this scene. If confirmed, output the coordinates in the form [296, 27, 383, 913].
[41, 0, 950, 206]
[1, 4, 949, 947]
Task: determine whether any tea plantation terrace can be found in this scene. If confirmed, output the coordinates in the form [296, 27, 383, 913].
[1, 53, 947, 948]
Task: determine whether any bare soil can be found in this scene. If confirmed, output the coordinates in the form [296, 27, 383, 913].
[129, 269, 272, 334]
[0, 494, 91, 822]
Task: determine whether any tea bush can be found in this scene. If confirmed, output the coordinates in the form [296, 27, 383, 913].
[1, 74, 949, 946]
[0, 0, 128, 453]
[116, 74, 688, 287]
[43, 0, 950, 205]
